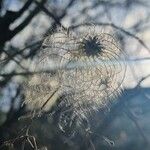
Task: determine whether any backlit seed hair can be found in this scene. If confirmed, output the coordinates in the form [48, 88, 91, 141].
[23, 26, 126, 131]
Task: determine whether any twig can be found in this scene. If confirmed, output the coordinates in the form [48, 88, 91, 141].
[1, 49, 27, 70]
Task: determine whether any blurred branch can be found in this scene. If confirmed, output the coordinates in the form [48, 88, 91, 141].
[34, 0, 65, 29]
[14, 0, 34, 20]
[0, 0, 75, 68]
[2, 40, 42, 64]
[1, 49, 28, 70]
[0, 0, 46, 47]
[10, 0, 47, 40]
[34, 0, 76, 30]
[0, 0, 33, 24]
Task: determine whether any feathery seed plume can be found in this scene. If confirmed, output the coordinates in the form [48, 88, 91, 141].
[23, 26, 126, 131]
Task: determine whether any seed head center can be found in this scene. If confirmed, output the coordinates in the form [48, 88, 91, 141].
[82, 36, 102, 56]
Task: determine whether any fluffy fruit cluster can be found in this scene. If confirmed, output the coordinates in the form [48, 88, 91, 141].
[24, 26, 126, 131]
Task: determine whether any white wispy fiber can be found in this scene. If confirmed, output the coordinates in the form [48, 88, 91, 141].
[23, 26, 126, 131]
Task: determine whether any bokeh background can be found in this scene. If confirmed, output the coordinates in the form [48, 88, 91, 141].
[0, 0, 150, 150]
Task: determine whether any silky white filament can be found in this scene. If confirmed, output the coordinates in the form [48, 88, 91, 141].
[23, 26, 126, 132]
